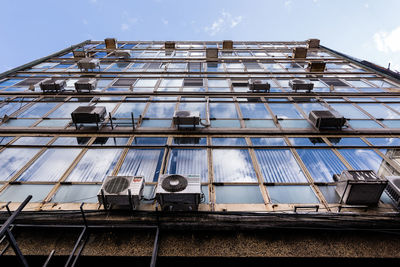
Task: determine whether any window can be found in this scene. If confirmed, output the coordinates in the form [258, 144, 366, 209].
[167, 149, 208, 182]
[255, 149, 307, 183]
[213, 149, 257, 182]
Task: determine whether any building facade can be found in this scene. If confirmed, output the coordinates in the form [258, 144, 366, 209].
[1, 39, 400, 265]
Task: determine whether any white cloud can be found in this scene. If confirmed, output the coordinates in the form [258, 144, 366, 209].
[120, 11, 138, 32]
[162, 19, 169, 25]
[82, 19, 88, 25]
[204, 10, 243, 36]
[285, 0, 292, 7]
[121, 23, 130, 31]
[373, 26, 400, 53]
[364, 3, 369, 8]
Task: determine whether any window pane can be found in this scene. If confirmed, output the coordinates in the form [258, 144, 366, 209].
[239, 103, 271, 118]
[18, 103, 58, 118]
[255, 149, 307, 183]
[117, 149, 164, 182]
[132, 137, 167, 145]
[296, 149, 347, 182]
[338, 149, 384, 173]
[114, 103, 147, 118]
[0, 148, 41, 181]
[267, 185, 319, 204]
[358, 103, 400, 119]
[212, 138, 246, 146]
[66, 149, 122, 182]
[213, 149, 257, 182]
[366, 137, 400, 146]
[288, 137, 327, 146]
[251, 137, 286, 146]
[18, 148, 81, 182]
[167, 149, 208, 182]
[52, 185, 101, 203]
[329, 103, 368, 119]
[172, 137, 207, 145]
[210, 103, 238, 118]
[13, 136, 53, 145]
[215, 185, 264, 204]
[0, 185, 54, 202]
[328, 137, 367, 146]
[269, 103, 303, 118]
[145, 103, 176, 118]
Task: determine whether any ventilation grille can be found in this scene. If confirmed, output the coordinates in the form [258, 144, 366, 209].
[386, 176, 400, 208]
[161, 175, 188, 192]
[183, 78, 203, 87]
[112, 78, 137, 87]
[322, 78, 348, 87]
[104, 176, 130, 194]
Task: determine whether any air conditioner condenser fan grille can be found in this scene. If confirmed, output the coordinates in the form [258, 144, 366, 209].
[162, 175, 188, 192]
[104, 177, 130, 194]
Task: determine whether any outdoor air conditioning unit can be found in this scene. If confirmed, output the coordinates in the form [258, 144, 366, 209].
[112, 50, 131, 58]
[165, 41, 175, 49]
[289, 79, 314, 92]
[206, 48, 218, 61]
[74, 78, 97, 92]
[249, 80, 271, 92]
[71, 106, 106, 124]
[156, 174, 202, 211]
[335, 170, 388, 205]
[307, 38, 320, 48]
[231, 79, 249, 87]
[222, 40, 233, 50]
[385, 176, 400, 209]
[105, 38, 117, 50]
[73, 49, 86, 58]
[77, 58, 100, 71]
[309, 110, 346, 130]
[39, 79, 66, 93]
[292, 47, 308, 59]
[173, 110, 200, 127]
[98, 176, 144, 208]
[307, 61, 326, 72]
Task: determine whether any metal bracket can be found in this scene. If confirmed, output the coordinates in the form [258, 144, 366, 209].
[293, 205, 319, 212]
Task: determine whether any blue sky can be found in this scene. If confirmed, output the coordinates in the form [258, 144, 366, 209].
[1, 0, 399, 73]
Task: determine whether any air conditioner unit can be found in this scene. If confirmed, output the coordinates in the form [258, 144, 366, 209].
[112, 50, 131, 58]
[98, 176, 144, 208]
[307, 38, 320, 48]
[292, 47, 308, 59]
[222, 40, 233, 50]
[105, 38, 117, 50]
[77, 58, 100, 71]
[309, 110, 346, 130]
[39, 79, 66, 93]
[385, 176, 400, 209]
[289, 79, 314, 92]
[206, 48, 218, 61]
[71, 106, 107, 124]
[335, 170, 388, 205]
[231, 79, 249, 87]
[74, 78, 97, 92]
[173, 110, 200, 126]
[165, 41, 175, 50]
[249, 80, 271, 92]
[73, 49, 86, 58]
[307, 61, 326, 72]
[156, 174, 202, 211]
